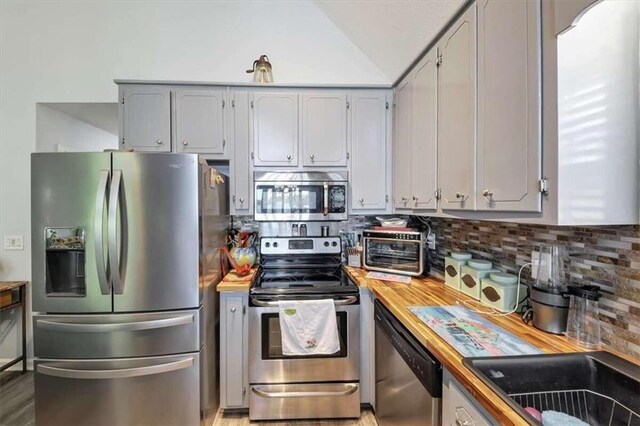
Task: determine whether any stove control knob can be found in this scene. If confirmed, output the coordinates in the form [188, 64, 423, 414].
[273, 242, 278, 248]
[324, 241, 330, 247]
[331, 241, 338, 247]
[265, 242, 271, 248]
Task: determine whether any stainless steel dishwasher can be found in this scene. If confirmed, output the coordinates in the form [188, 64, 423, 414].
[375, 300, 442, 426]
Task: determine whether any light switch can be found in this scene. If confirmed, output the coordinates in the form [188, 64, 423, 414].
[4, 235, 24, 250]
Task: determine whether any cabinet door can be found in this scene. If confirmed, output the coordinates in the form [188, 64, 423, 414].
[220, 294, 248, 409]
[393, 80, 413, 211]
[302, 92, 348, 167]
[252, 92, 298, 166]
[437, 4, 477, 211]
[410, 50, 438, 211]
[477, 0, 541, 212]
[174, 89, 226, 156]
[350, 92, 389, 212]
[121, 85, 171, 152]
[230, 92, 252, 214]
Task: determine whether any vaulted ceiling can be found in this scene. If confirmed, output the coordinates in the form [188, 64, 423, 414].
[313, 0, 466, 82]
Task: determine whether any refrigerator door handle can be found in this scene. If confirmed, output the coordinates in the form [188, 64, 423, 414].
[108, 169, 124, 295]
[37, 357, 194, 380]
[94, 170, 111, 295]
[36, 314, 194, 333]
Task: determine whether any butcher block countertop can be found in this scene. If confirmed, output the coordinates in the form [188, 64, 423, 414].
[216, 268, 258, 292]
[343, 267, 589, 426]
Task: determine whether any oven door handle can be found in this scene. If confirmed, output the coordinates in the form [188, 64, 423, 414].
[251, 295, 358, 307]
[251, 384, 358, 398]
[323, 182, 329, 216]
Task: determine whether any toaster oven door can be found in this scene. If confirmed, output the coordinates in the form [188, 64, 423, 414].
[363, 238, 423, 276]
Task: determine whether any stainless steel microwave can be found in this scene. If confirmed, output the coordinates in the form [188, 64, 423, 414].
[363, 229, 424, 276]
[254, 171, 348, 221]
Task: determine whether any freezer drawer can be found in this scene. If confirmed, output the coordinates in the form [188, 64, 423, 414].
[33, 309, 200, 359]
[249, 383, 360, 421]
[34, 353, 200, 426]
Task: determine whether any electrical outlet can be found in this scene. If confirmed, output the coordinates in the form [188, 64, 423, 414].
[531, 250, 550, 281]
[427, 233, 436, 250]
[4, 235, 24, 250]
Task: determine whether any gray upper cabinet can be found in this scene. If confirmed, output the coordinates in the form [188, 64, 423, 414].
[410, 50, 438, 211]
[477, 0, 541, 212]
[350, 92, 390, 213]
[230, 91, 252, 215]
[174, 89, 227, 157]
[121, 85, 171, 152]
[393, 80, 413, 210]
[301, 92, 348, 167]
[251, 92, 299, 167]
[437, 3, 477, 211]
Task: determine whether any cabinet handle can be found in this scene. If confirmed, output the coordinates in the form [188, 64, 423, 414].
[182, 140, 188, 146]
[359, 198, 364, 204]
[482, 189, 494, 201]
[455, 419, 469, 426]
[309, 154, 315, 161]
[286, 154, 292, 161]
[156, 139, 163, 145]
[412, 195, 419, 201]
[239, 198, 245, 204]
[401, 197, 409, 206]
[456, 192, 466, 200]
[230, 307, 236, 313]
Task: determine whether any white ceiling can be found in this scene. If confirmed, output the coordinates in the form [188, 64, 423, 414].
[313, 0, 466, 82]
[43, 103, 118, 135]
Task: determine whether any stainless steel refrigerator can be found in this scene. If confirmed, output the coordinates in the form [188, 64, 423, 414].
[31, 152, 228, 426]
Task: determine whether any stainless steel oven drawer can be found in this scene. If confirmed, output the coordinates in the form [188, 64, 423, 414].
[34, 353, 200, 426]
[33, 309, 200, 359]
[249, 382, 360, 421]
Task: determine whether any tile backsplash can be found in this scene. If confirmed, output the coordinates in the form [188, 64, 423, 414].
[427, 218, 640, 358]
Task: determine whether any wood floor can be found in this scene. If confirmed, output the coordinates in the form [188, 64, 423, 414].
[0, 372, 376, 426]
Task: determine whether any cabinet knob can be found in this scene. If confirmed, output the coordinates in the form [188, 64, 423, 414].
[412, 195, 419, 201]
[309, 154, 315, 161]
[456, 192, 466, 200]
[482, 189, 493, 200]
[239, 198, 245, 204]
[182, 140, 188, 146]
[401, 197, 409, 205]
[286, 154, 292, 161]
[156, 139, 163, 145]
[455, 419, 469, 426]
[230, 307, 236, 313]
[359, 198, 364, 204]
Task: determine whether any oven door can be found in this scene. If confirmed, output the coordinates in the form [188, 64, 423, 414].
[363, 237, 424, 276]
[254, 181, 347, 221]
[249, 295, 360, 383]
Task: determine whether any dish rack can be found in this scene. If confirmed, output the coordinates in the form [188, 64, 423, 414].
[509, 389, 640, 426]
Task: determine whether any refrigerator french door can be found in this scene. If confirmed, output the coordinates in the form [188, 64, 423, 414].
[31, 152, 227, 426]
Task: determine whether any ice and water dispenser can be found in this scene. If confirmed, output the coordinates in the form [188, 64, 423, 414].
[45, 227, 86, 296]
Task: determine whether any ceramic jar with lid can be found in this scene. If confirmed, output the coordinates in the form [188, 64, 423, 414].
[460, 260, 498, 300]
[481, 272, 527, 313]
[444, 252, 472, 289]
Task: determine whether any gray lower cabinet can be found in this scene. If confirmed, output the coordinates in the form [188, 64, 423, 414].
[220, 292, 249, 409]
[120, 85, 171, 152]
[442, 369, 495, 426]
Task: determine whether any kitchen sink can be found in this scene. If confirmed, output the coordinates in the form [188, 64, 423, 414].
[463, 351, 640, 426]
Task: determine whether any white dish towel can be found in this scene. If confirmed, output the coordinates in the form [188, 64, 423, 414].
[279, 299, 340, 356]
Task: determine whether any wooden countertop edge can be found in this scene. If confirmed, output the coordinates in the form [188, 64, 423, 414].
[217, 268, 258, 292]
[344, 267, 585, 426]
[0, 281, 28, 292]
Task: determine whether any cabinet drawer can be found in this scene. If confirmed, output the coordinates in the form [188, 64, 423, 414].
[443, 377, 492, 426]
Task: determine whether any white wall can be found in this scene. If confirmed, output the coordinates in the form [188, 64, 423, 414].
[0, 0, 388, 363]
[37, 104, 119, 153]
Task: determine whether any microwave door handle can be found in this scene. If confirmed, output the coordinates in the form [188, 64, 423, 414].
[108, 170, 124, 295]
[94, 170, 110, 295]
[323, 182, 329, 216]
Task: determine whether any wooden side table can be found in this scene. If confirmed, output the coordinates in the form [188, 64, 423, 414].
[0, 281, 28, 373]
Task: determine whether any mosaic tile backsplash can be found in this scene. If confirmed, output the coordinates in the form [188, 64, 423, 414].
[426, 218, 640, 359]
